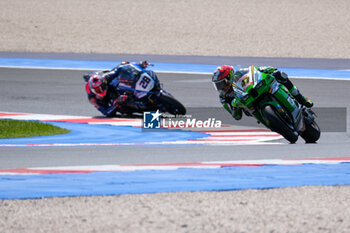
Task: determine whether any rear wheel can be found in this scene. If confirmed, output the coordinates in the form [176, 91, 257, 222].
[157, 95, 186, 115]
[262, 105, 298, 143]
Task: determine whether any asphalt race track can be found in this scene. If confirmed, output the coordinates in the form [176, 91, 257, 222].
[0, 55, 350, 169]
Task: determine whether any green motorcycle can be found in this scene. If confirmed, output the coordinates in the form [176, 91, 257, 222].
[231, 65, 321, 143]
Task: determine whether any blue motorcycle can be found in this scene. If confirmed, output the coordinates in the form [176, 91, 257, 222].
[84, 61, 186, 116]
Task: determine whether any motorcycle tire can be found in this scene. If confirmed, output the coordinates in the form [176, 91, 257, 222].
[300, 120, 321, 143]
[262, 105, 298, 143]
[158, 95, 186, 115]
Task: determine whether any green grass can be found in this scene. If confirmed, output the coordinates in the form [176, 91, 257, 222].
[0, 120, 71, 139]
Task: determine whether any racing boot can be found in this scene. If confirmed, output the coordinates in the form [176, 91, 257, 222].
[273, 71, 313, 108]
[290, 86, 314, 108]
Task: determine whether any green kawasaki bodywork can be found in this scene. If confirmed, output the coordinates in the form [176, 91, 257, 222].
[232, 65, 300, 129]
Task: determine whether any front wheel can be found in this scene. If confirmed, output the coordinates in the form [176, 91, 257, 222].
[301, 120, 321, 143]
[157, 95, 186, 115]
[262, 105, 298, 143]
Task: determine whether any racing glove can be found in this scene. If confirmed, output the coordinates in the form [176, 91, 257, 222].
[231, 99, 243, 120]
[259, 66, 277, 74]
[138, 61, 149, 68]
[113, 94, 130, 113]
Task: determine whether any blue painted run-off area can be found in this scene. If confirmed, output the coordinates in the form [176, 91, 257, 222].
[1, 163, 350, 199]
[1, 57, 350, 79]
[0, 122, 208, 145]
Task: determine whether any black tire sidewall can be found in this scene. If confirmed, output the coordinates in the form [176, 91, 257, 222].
[157, 95, 186, 115]
[262, 105, 298, 143]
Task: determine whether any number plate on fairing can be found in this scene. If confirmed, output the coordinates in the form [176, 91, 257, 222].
[135, 73, 155, 98]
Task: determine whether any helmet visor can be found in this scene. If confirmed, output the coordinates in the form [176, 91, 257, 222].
[94, 81, 107, 93]
[213, 79, 227, 91]
[95, 85, 104, 93]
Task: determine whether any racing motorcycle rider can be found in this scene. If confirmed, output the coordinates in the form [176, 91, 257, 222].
[212, 65, 314, 120]
[85, 61, 158, 116]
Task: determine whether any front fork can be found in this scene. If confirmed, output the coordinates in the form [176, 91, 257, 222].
[302, 108, 316, 125]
